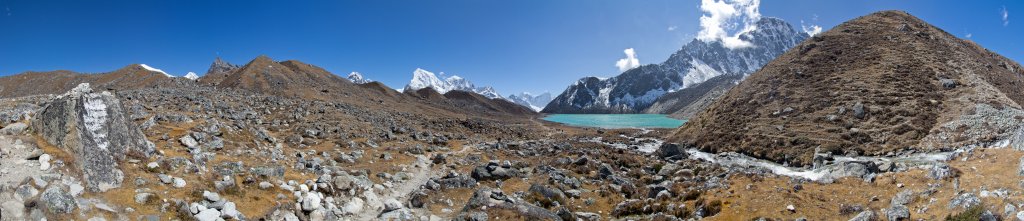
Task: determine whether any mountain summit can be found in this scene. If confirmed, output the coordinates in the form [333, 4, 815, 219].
[670, 10, 1024, 166]
[544, 17, 808, 114]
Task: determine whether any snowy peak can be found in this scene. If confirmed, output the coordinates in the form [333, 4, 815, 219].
[406, 68, 449, 92]
[403, 68, 503, 99]
[138, 64, 174, 78]
[474, 86, 502, 100]
[508, 92, 552, 112]
[544, 17, 808, 113]
[347, 72, 370, 84]
[183, 72, 199, 80]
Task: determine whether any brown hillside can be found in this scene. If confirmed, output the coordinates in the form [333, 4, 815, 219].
[0, 64, 175, 98]
[443, 90, 536, 117]
[670, 10, 1024, 166]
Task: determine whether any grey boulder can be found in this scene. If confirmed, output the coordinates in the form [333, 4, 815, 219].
[32, 83, 154, 192]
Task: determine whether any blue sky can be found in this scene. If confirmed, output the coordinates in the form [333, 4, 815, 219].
[0, 1, 1020, 96]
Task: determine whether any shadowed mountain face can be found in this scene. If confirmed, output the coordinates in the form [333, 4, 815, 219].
[643, 74, 742, 119]
[670, 10, 1024, 166]
[0, 64, 181, 98]
[543, 17, 808, 114]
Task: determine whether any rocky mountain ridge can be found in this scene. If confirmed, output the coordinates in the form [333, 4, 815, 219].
[544, 17, 808, 114]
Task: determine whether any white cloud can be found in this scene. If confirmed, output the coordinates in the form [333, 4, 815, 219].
[696, 0, 761, 49]
[800, 20, 822, 36]
[668, 26, 678, 31]
[615, 48, 640, 72]
[965, 33, 973, 38]
[1003, 6, 1010, 26]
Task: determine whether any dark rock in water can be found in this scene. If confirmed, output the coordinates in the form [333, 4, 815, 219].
[655, 143, 686, 159]
[32, 83, 154, 192]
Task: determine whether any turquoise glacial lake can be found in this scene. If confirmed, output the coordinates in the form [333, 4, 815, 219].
[542, 114, 686, 129]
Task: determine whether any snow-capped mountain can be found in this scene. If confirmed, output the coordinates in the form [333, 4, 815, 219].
[347, 72, 370, 84]
[183, 72, 200, 80]
[403, 68, 503, 99]
[508, 92, 552, 112]
[543, 17, 808, 113]
[139, 64, 174, 78]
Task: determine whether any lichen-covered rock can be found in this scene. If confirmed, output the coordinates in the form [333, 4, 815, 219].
[32, 83, 154, 192]
[40, 186, 75, 214]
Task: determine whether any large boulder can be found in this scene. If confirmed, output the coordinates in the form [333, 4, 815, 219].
[32, 83, 154, 192]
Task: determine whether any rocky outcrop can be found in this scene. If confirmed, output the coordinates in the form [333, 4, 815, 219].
[32, 83, 154, 192]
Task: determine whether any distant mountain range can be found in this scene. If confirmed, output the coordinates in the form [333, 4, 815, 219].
[543, 17, 808, 115]
[507, 92, 552, 112]
[403, 68, 503, 100]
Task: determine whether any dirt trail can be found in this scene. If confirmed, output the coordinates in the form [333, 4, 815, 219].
[353, 155, 436, 220]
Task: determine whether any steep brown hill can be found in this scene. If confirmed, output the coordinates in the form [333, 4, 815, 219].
[670, 10, 1024, 166]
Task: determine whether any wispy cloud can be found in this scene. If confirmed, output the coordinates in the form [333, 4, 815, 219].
[965, 33, 973, 38]
[667, 26, 678, 31]
[615, 48, 640, 72]
[800, 20, 822, 36]
[1003, 6, 1010, 26]
[696, 0, 761, 49]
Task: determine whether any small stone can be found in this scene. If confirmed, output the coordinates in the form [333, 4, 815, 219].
[39, 154, 51, 170]
[172, 177, 187, 188]
[849, 210, 875, 221]
[302, 193, 322, 211]
[189, 203, 206, 214]
[384, 198, 403, 212]
[40, 186, 75, 214]
[886, 205, 909, 221]
[180, 135, 199, 148]
[853, 102, 867, 119]
[147, 162, 159, 170]
[259, 181, 274, 189]
[342, 197, 365, 215]
[203, 191, 221, 202]
[221, 202, 240, 219]
[158, 174, 172, 184]
[69, 184, 84, 196]
[134, 193, 153, 204]
[787, 204, 796, 212]
[194, 208, 221, 221]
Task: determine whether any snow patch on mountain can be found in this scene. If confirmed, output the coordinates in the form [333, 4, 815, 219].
[403, 68, 503, 99]
[682, 59, 725, 88]
[347, 72, 370, 84]
[508, 92, 553, 111]
[183, 72, 199, 80]
[139, 64, 173, 78]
